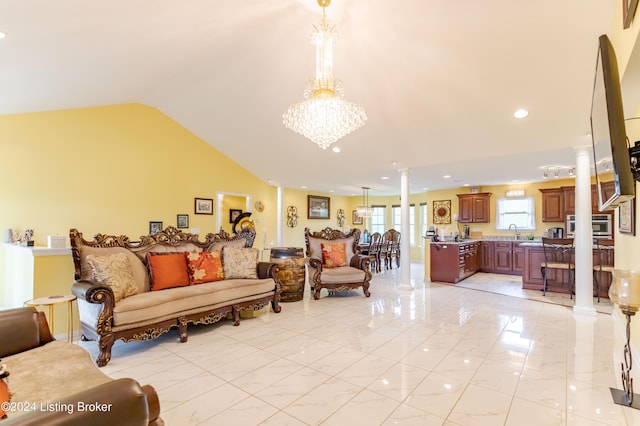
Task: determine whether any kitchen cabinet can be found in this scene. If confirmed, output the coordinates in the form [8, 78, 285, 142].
[481, 241, 523, 275]
[539, 188, 564, 222]
[457, 193, 491, 223]
[542, 183, 615, 220]
[430, 241, 480, 283]
[479, 241, 494, 272]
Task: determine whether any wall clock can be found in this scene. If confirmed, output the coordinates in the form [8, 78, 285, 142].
[254, 200, 265, 212]
[433, 200, 451, 224]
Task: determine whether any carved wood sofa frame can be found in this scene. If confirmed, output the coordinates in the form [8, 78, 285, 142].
[304, 227, 372, 300]
[70, 227, 282, 367]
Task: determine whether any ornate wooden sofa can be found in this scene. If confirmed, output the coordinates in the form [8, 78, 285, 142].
[0, 307, 161, 425]
[70, 227, 282, 367]
[304, 227, 371, 299]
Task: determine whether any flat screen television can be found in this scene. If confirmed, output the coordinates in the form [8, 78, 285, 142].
[590, 34, 636, 211]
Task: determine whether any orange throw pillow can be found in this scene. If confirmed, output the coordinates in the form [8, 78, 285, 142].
[321, 242, 347, 268]
[186, 251, 225, 284]
[147, 253, 190, 291]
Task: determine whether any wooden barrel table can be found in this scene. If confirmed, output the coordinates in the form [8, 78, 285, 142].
[270, 247, 306, 302]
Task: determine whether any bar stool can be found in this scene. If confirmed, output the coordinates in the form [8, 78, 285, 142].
[593, 239, 615, 302]
[541, 238, 575, 298]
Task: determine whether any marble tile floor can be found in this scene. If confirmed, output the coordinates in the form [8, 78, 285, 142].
[77, 263, 638, 425]
[449, 272, 614, 315]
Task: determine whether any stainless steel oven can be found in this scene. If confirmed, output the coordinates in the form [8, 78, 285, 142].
[566, 214, 612, 238]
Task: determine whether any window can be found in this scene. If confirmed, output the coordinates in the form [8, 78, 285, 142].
[392, 204, 416, 245]
[496, 197, 535, 230]
[420, 203, 428, 245]
[370, 206, 386, 235]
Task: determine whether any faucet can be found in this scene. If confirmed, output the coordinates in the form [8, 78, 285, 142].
[508, 223, 520, 240]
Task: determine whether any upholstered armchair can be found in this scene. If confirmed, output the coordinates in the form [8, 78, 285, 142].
[304, 227, 372, 300]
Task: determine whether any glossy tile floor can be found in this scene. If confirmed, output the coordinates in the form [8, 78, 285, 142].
[78, 263, 639, 425]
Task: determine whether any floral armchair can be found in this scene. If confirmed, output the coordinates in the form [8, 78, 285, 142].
[304, 227, 372, 300]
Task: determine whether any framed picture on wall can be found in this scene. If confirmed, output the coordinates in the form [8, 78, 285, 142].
[230, 209, 242, 224]
[308, 195, 330, 219]
[177, 214, 189, 229]
[352, 210, 363, 225]
[194, 198, 213, 215]
[619, 199, 636, 235]
[149, 221, 163, 234]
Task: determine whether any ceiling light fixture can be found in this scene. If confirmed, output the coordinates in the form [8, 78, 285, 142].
[543, 169, 549, 179]
[514, 109, 529, 119]
[282, 0, 367, 149]
[356, 186, 373, 218]
[0, 32, 6, 39]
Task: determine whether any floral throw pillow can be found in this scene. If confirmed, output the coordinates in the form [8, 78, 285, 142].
[186, 251, 225, 284]
[321, 242, 347, 268]
[223, 247, 259, 279]
[87, 253, 139, 302]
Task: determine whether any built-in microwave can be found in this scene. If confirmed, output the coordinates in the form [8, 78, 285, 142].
[566, 214, 612, 238]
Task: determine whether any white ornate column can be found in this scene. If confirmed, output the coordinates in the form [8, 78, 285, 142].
[398, 168, 413, 290]
[573, 145, 596, 316]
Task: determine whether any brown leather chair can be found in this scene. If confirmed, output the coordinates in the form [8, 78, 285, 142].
[304, 227, 372, 299]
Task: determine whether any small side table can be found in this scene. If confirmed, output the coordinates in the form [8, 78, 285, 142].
[24, 295, 77, 342]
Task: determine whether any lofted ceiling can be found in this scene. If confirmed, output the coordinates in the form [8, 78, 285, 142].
[0, 1, 621, 195]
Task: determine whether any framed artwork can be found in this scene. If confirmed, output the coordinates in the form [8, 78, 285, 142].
[623, 0, 639, 29]
[229, 209, 242, 224]
[433, 200, 452, 224]
[177, 214, 189, 229]
[149, 221, 163, 234]
[352, 210, 363, 225]
[619, 199, 636, 235]
[308, 195, 330, 219]
[194, 198, 213, 215]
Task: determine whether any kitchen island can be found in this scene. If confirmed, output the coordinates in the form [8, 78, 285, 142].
[521, 241, 614, 298]
[429, 240, 480, 283]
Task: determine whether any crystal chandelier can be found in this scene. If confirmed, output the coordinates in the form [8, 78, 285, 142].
[283, 0, 367, 150]
[357, 187, 373, 218]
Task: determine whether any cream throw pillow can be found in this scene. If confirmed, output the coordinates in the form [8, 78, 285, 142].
[223, 247, 259, 279]
[87, 253, 139, 302]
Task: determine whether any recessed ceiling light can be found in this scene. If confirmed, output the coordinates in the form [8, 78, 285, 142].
[301, 185, 307, 189]
[463, 183, 470, 187]
[511, 179, 520, 183]
[514, 109, 529, 119]
[422, 187, 428, 190]
[329, 190, 334, 193]
[391, 161, 398, 166]
[0, 32, 6, 39]
[443, 175, 451, 178]
[332, 147, 340, 153]
[381, 176, 389, 180]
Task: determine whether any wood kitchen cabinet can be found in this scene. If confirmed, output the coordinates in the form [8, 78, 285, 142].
[430, 241, 480, 283]
[539, 188, 564, 222]
[542, 182, 615, 220]
[479, 241, 523, 275]
[457, 193, 491, 223]
[479, 241, 494, 272]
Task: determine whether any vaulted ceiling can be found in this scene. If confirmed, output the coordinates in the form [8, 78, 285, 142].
[0, 1, 622, 195]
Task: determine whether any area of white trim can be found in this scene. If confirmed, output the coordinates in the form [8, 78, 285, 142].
[3, 243, 71, 257]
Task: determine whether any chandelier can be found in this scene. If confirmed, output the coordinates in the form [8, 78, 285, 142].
[282, 0, 367, 150]
[356, 187, 373, 218]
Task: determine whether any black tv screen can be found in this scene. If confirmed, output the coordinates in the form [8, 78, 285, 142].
[591, 34, 635, 211]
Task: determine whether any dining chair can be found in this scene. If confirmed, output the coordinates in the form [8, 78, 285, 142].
[541, 237, 575, 297]
[593, 238, 614, 302]
[368, 232, 382, 273]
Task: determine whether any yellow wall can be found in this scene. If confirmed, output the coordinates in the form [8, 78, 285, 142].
[0, 104, 277, 323]
[282, 189, 352, 254]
